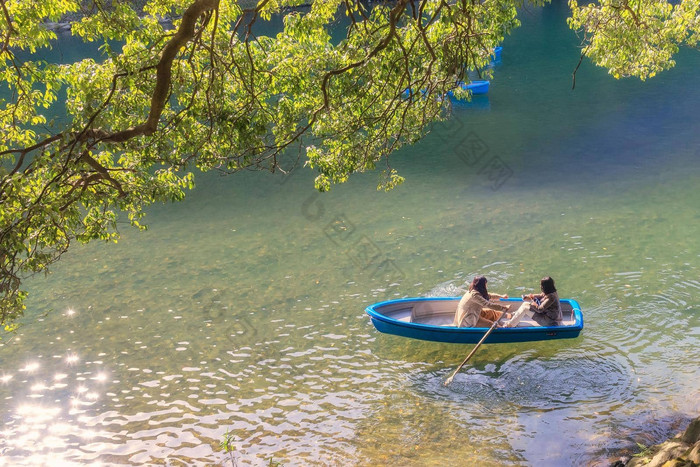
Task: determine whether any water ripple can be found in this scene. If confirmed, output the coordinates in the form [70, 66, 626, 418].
[414, 349, 637, 414]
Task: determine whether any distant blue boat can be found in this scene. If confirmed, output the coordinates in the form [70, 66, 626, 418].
[453, 80, 490, 97]
[464, 80, 490, 94]
[405, 80, 490, 101]
[492, 46, 503, 61]
[366, 297, 584, 344]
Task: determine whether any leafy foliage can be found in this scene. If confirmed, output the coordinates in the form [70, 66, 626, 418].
[569, 0, 700, 79]
[1, 0, 698, 327]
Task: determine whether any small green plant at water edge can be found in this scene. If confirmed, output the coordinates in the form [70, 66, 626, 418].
[218, 430, 283, 466]
[220, 429, 237, 466]
[633, 442, 654, 458]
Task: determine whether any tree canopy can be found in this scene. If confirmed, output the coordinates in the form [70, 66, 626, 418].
[1, 0, 699, 328]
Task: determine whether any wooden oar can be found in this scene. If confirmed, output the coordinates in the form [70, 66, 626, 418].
[444, 318, 500, 386]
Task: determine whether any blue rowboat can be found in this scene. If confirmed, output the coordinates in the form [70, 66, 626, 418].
[462, 80, 490, 95]
[365, 297, 584, 344]
[405, 80, 490, 101]
[492, 46, 503, 61]
[451, 80, 490, 97]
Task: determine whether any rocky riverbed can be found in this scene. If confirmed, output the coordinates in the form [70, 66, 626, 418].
[614, 416, 700, 467]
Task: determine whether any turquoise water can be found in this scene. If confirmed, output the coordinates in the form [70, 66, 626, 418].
[2, 3, 699, 465]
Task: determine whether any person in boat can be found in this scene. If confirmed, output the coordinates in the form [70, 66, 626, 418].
[453, 276, 511, 328]
[524, 276, 563, 326]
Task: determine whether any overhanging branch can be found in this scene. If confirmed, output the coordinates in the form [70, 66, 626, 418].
[100, 0, 219, 143]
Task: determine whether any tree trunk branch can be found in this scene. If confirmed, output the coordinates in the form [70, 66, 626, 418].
[102, 0, 219, 143]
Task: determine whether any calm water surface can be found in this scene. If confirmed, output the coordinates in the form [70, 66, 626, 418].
[2, 3, 699, 466]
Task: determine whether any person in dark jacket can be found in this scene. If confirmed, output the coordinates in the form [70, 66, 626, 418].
[524, 276, 563, 326]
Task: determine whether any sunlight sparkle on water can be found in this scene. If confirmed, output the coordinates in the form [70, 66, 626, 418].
[30, 383, 47, 392]
[1, 374, 12, 383]
[17, 405, 61, 424]
[65, 354, 79, 364]
[48, 422, 72, 436]
[19, 362, 39, 373]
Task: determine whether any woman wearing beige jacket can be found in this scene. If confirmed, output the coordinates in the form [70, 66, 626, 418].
[453, 276, 511, 327]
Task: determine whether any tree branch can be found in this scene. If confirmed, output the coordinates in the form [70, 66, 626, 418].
[100, 0, 219, 143]
[321, 0, 409, 108]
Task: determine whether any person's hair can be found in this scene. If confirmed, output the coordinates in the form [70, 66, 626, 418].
[469, 276, 490, 300]
[540, 276, 557, 295]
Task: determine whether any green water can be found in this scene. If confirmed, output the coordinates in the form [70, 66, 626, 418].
[2, 3, 699, 466]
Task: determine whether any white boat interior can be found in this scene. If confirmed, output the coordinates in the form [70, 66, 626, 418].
[378, 299, 577, 328]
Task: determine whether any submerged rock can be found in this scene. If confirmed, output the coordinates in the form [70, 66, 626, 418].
[620, 415, 700, 467]
[682, 418, 700, 445]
